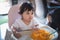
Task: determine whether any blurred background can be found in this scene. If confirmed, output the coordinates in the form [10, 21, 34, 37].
[0, 0, 60, 40]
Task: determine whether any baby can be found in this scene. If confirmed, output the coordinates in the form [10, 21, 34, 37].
[11, 2, 39, 40]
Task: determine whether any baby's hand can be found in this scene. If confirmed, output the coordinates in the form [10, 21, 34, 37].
[12, 26, 22, 32]
[13, 31, 22, 39]
[32, 28, 39, 32]
[32, 24, 39, 31]
[12, 26, 22, 38]
[23, 24, 39, 31]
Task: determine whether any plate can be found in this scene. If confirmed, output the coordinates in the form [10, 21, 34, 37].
[39, 26, 58, 40]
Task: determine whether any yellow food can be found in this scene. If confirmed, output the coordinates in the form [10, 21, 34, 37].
[31, 29, 54, 40]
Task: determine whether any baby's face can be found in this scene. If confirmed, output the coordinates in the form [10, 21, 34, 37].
[22, 10, 34, 22]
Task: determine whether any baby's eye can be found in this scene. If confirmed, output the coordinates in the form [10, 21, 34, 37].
[32, 13, 33, 15]
[27, 13, 29, 15]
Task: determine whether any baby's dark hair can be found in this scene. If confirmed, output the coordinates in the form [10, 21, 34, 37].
[19, 2, 34, 14]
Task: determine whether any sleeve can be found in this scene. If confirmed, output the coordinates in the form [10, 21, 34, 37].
[11, 20, 20, 31]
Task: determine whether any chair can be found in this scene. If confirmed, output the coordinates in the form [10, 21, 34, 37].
[8, 4, 21, 28]
[5, 4, 21, 40]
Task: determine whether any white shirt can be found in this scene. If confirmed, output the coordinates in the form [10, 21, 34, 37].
[11, 18, 39, 40]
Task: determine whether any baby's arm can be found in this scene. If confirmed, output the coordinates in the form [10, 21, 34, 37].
[11, 19, 22, 39]
[11, 26, 22, 39]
